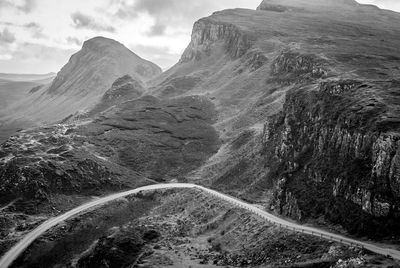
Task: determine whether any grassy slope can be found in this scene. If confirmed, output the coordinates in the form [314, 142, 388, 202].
[12, 189, 393, 268]
[147, 1, 400, 240]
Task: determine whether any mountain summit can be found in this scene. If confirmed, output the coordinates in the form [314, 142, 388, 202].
[6, 36, 161, 123]
[48, 37, 161, 95]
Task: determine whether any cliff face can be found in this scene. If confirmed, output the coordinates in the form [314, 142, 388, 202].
[180, 18, 252, 62]
[262, 78, 400, 237]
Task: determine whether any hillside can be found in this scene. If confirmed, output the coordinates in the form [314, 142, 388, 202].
[149, 0, 400, 239]
[1, 0, 400, 266]
[2, 37, 162, 125]
[0, 74, 56, 143]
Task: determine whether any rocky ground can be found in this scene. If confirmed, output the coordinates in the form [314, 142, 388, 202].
[8, 189, 398, 268]
[1, 0, 400, 266]
[0, 93, 219, 257]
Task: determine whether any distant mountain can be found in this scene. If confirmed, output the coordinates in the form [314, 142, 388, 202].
[0, 74, 56, 143]
[3, 36, 162, 124]
[0, 72, 55, 111]
[47, 37, 161, 96]
[0, 72, 55, 82]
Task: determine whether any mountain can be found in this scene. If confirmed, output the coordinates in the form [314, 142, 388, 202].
[3, 37, 162, 124]
[1, 0, 400, 266]
[47, 37, 160, 96]
[0, 73, 55, 82]
[149, 0, 400, 239]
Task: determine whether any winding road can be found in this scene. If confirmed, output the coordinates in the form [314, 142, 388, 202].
[0, 183, 399, 267]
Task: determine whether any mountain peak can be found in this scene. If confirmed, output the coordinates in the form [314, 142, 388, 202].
[19, 37, 162, 123]
[82, 36, 125, 51]
[48, 37, 161, 95]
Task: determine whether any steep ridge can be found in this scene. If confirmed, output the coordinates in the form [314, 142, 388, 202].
[148, 0, 400, 241]
[3, 37, 161, 124]
[261, 80, 400, 237]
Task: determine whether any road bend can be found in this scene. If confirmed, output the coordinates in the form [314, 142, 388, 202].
[0, 183, 399, 268]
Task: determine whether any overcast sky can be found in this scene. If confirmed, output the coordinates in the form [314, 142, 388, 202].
[0, 0, 399, 74]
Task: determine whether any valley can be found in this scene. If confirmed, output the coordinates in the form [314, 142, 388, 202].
[0, 73, 56, 143]
[5, 187, 397, 268]
[0, 0, 400, 267]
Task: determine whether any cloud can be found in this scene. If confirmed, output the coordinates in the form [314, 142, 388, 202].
[111, 0, 139, 19]
[0, 28, 15, 44]
[111, 0, 259, 37]
[130, 44, 181, 69]
[0, 53, 12, 60]
[18, 0, 35, 13]
[0, 21, 15, 26]
[0, 0, 13, 10]
[24, 22, 45, 38]
[357, 0, 400, 11]
[147, 23, 166, 36]
[133, 0, 177, 14]
[66, 36, 82, 46]
[24, 22, 40, 29]
[71, 12, 116, 32]
[0, 42, 77, 73]
[0, 0, 35, 13]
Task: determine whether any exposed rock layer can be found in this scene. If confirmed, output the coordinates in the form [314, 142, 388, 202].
[262, 80, 400, 236]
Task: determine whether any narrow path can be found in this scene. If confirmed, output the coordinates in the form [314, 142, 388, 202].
[0, 183, 399, 268]
[0, 199, 19, 212]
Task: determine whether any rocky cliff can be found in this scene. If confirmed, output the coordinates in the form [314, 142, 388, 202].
[180, 18, 252, 62]
[262, 79, 400, 237]
[156, 0, 400, 241]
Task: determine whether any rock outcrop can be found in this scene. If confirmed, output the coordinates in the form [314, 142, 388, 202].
[180, 18, 252, 62]
[262, 79, 400, 237]
[85, 75, 145, 117]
